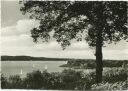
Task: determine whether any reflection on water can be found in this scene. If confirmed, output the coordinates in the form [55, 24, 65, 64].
[1, 61, 67, 78]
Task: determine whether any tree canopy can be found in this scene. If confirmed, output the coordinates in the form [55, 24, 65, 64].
[20, 1, 128, 49]
[20, 1, 128, 83]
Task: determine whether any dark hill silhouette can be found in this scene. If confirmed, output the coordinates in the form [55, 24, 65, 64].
[1, 55, 128, 62]
[1, 55, 69, 61]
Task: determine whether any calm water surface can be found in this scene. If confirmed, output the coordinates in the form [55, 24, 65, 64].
[1, 61, 67, 77]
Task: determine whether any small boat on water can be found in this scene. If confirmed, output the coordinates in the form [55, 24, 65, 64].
[65, 61, 68, 64]
[20, 69, 23, 74]
[45, 65, 48, 70]
[32, 64, 35, 68]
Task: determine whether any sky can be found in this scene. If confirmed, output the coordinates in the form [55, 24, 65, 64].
[1, 0, 128, 59]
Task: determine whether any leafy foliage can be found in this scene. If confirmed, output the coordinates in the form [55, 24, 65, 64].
[20, 1, 128, 83]
[1, 67, 128, 90]
[20, 1, 128, 48]
[61, 60, 128, 69]
[60, 69, 83, 89]
[91, 80, 128, 90]
[102, 67, 128, 83]
[24, 70, 44, 89]
[1, 74, 8, 89]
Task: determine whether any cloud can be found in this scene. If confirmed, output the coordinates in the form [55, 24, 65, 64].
[33, 41, 90, 52]
[1, 19, 128, 59]
[1, 19, 39, 55]
[102, 49, 127, 60]
[124, 49, 128, 55]
[1, 35, 34, 47]
[1, 19, 40, 49]
[69, 41, 89, 50]
[34, 42, 61, 51]
[16, 19, 39, 34]
[1, 26, 19, 36]
[1, 19, 39, 37]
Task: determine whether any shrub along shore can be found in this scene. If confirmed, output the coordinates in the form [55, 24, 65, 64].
[1, 67, 128, 90]
[60, 60, 128, 69]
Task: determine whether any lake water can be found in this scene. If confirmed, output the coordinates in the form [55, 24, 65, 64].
[1, 61, 67, 78]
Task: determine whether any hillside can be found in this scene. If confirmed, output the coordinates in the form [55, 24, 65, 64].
[1, 55, 69, 61]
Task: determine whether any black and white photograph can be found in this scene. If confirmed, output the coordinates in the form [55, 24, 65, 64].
[1, 0, 128, 90]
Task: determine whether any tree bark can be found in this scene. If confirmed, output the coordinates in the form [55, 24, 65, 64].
[95, 30, 103, 83]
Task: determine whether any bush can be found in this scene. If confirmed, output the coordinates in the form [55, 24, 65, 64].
[8, 75, 23, 89]
[62, 60, 128, 69]
[91, 67, 128, 90]
[102, 67, 128, 83]
[1, 74, 8, 89]
[1, 67, 127, 90]
[60, 69, 83, 90]
[91, 80, 128, 90]
[24, 70, 44, 89]
[40, 71, 62, 89]
[44, 72, 63, 89]
[1, 74, 24, 89]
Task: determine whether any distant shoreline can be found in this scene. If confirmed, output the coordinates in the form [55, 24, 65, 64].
[1, 55, 69, 61]
[1, 55, 128, 61]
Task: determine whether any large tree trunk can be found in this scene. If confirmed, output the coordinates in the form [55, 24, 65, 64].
[95, 30, 103, 83]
